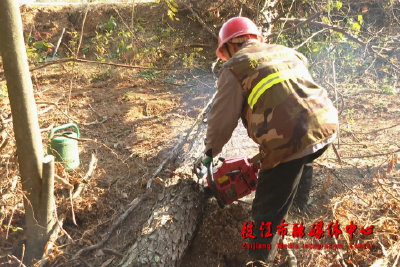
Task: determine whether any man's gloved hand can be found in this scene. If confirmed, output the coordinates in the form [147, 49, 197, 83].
[194, 155, 212, 168]
[193, 155, 213, 178]
[202, 156, 213, 166]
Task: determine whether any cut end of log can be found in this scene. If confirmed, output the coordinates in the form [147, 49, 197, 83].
[43, 155, 55, 164]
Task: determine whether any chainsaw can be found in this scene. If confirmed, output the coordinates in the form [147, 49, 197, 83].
[194, 155, 261, 208]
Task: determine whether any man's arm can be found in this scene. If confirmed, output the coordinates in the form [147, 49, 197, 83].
[204, 68, 244, 158]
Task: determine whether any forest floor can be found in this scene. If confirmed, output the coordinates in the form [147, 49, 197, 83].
[1, 2, 400, 267]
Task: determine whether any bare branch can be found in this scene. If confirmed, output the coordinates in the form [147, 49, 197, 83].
[178, 0, 218, 39]
[266, 11, 322, 39]
[28, 58, 190, 73]
[70, 196, 142, 260]
[280, 17, 367, 47]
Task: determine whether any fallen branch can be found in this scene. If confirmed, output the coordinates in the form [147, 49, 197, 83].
[189, 69, 216, 90]
[36, 101, 108, 126]
[103, 248, 124, 258]
[375, 171, 400, 203]
[341, 149, 400, 159]
[80, 116, 108, 126]
[72, 153, 98, 198]
[282, 239, 297, 267]
[317, 165, 370, 206]
[352, 123, 400, 135]
[54, 173, 74, 190]
[35, 101, 80, 124]
[70, 196, 142, 260]
[331, 144, 342, 164]
[88, 104, 103, 118]
[9, 255, 27, 267]
[27, 58, 190, 73]
[146, 133, 183, 189]
[39, 123, 54, 133]
[37, 105, 55, 115]
[174, 43, 212, 49]
[178, 0, 218, 39]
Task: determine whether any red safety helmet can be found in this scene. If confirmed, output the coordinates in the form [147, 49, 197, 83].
[216, 17, 264, 61]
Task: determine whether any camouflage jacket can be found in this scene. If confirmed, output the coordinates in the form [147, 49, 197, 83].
[205, 40, 338, 169]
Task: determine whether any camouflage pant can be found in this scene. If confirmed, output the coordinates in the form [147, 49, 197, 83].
[246, 145, 328, 264]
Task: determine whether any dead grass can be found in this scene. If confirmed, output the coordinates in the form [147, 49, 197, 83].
[1, 1, 400, 267]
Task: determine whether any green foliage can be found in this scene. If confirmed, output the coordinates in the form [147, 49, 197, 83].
[352, 22, 361, 32]
[382, 85, 394, 94]
[166, 0, 178, 21]
[346, 108, 355, 124]
[172, 38, 181, 48]
[92, 68, 112, 82]
[2, 224, 23, 232]
[91, 31, 112, 61]
[103, 16, 117, 31]
[154, 0, 178, 20]
[325, 1, 342, 12]
[139, 70, 161, 81]
[25, 31, 55, 62]
[336, 1, 342, 11]
[358, 15, 364, 25]
[117, 29, 132, 58]
[83, 45, 90, 53]
[165, 74, 176, 85]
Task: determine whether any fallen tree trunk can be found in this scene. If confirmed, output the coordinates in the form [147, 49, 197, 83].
[115, 96, 211, 267]
[118, 178, 206, 267]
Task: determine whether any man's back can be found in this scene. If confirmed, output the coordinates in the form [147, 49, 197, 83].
[224, 40, 338, 169]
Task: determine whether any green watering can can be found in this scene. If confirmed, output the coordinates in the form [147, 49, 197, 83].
[47, 123, 80, 171]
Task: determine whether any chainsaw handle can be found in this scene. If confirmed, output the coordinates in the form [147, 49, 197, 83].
[225, 170, 241, 176]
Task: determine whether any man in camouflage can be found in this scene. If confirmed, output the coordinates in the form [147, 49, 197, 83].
[202, 17, 338, 266]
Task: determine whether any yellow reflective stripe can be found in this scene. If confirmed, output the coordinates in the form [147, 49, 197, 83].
[248, 68, 307, 110]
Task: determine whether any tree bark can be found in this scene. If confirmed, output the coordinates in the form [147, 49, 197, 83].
[119, 179, 206, 267]
[0, 0, 49, 264]
[38, 156, 55, 256]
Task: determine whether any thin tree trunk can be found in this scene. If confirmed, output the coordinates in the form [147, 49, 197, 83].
[0, 0, 50, 264]
[38, 156, 55, 254]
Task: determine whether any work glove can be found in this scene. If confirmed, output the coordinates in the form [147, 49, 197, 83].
[193, 155, 212, 178]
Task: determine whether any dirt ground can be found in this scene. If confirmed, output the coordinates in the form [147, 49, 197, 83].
[1, 2, 400, 267]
